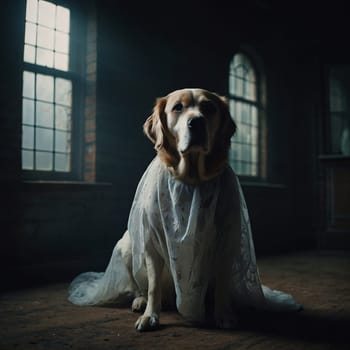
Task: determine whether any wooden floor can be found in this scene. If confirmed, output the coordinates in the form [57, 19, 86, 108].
[1, 251, 349, 350]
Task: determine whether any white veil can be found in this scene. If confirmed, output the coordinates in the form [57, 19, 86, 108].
[68, 157, 301, 321]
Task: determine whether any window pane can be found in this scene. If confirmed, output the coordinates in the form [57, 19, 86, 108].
[252, 126, 258, 146]
[247, 81, 256, 101]
[240, 163, 247, 175]
[25, 22, 37, 45]
[23, 71, 35, 99]
[22, 125, 34, 149]
[234, 53, 243, 66]
[235, 65, 246, 79]
[54, 52, 69, 71]
[236, 78, 243, 97]
[235, 161, 242, 174]
[55, 130, 70, 152]
[242, 163, 247, 175]
[55, 105, 71, 130]
[24, 44, 36, 63]
[36, 151, 53, 170]
[36, 127, 53, 151]
[229, 53, 257, 102]
[243, 124, 251, 144]
[241, 103, 249, 124]
[55, 153, 70, 172]
[329, 77, 346, 112]
[236, 143, 242, 160]
[252, 163, 258, 176]
[26, 0, 38, 22]
[230, 145, 238, 162]
[247, 64, 256, 83]
[235, 127, 242, 144]
[246, 144, 251, 162]
[56, 6, 70, 33]
[37, 74, 54, 101]
[235, 101, 242, 123]
[37, 25, 54, 50]
[246, 163, 252, 176]
[36, 101, 53, 128]
[229, 74, 235, 95]
[55, 31, 69, 54]
[243, 163, 249, 176]
[38, 0, 56, 28]
[55, 78, 72, 106]
[251, 105, 258, 125]
[239, 124, 245, 144]
[247, 104, 253, 125]
[36, 47, 54, 68]
[252, 145, 258, 163]
[22, 150, 34, 170]
[229, 99, 235, 118]
[23, 98, 35, 125]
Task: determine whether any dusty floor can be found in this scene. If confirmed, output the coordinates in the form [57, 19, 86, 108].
[1, 251, 350, 349]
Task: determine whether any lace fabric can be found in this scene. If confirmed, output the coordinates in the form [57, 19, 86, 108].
[68, 157, 301, 319]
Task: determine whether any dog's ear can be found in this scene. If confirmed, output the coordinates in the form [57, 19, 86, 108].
[144, 95, 179, 168]
[143, 97, 167, 150]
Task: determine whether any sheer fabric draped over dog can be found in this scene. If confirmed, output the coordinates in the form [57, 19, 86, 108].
[69, 158, 300, 321]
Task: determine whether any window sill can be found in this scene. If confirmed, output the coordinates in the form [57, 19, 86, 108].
[21, 180, 112, 192]
[240, 181, 287, 190]
[319, 154, 350, 163]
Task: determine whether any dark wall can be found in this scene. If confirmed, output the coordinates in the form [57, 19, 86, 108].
[1, 2, 25, 271]
[2, 0, 348, 283]
[94, 1, 323, 254]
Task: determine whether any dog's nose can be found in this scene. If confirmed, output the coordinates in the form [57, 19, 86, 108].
[187, 116, 207, 148]
[187, 116, 206, 131]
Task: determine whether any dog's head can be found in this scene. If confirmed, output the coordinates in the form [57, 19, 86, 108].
[144, 88, 236, 183]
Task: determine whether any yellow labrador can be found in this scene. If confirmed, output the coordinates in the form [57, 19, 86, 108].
[69, 89, 301, 330]
[126, 88, 237, 330]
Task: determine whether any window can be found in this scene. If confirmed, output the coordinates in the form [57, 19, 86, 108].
[328, 65, 350, 155]
[22, 0, 97, 181]
[229, 52, 262, 177]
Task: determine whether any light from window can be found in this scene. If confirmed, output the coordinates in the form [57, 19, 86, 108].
[24, 0, 70, 70]
[229, 53, 259, 176]
[329, 66, 350, 154]
[22, 0, 72, 172]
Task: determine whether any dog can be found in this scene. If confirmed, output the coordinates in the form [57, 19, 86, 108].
[68, 88, 301, 332]
[123, 88, 238, 331]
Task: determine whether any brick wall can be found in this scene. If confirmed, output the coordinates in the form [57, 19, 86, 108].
[83, 6, 97, 182]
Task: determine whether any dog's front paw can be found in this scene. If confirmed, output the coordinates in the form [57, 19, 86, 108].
[135, 313, 159, 332]
[131, 296, 147, 313]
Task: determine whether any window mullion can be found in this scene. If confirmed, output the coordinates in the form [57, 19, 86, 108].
[53, 75, 56, 171]
[33, 72, 37, 169]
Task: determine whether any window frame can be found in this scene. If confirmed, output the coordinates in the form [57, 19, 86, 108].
[21, 0, 86, 181]
[325, 64, 350, 156]
[228, 49, 266, 181]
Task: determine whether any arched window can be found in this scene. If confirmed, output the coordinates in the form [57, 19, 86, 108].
[229, 52, 262, 177]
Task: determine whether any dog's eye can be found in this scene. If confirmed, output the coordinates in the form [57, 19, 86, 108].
[200, 101, 217, 114]
[172, 103, 183, 112]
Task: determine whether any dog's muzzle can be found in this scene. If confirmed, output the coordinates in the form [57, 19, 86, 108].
[187, 116, 208, 149]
